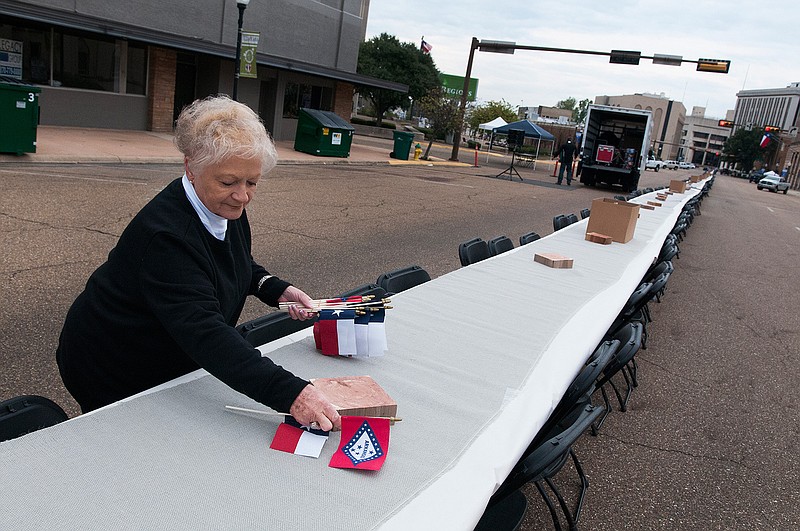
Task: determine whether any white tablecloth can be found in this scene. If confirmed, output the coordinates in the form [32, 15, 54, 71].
[0, 183, 705, 530]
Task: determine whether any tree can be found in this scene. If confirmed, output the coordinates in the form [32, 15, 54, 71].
[417, 87, 460, 159]
[357, 33, 441, 126]
[573, 98, 592, 125]
[723, 127, 779, 171]
[555, 97, 576, 111]
[466, 99, 518, 133]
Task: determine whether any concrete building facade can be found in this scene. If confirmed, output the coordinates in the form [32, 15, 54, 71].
[0, 0, 405, 140]
[679, 107, 733, 167]
[594, 93, 686, 161]
[733, 82, 800, 133]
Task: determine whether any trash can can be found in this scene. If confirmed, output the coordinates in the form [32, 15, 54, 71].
[293, 108, 354, 157]
[0, 76, 41, 155]
[391, 131, 415, 160]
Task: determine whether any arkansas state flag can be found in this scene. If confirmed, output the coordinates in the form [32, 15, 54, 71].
[760, 133, 772, 148]
[329, 416, 391, 471]
[270, 416, 329, 458]
[314, 308, 357, 356]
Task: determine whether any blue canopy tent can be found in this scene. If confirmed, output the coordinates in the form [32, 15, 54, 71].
[492, 120, 556, 170]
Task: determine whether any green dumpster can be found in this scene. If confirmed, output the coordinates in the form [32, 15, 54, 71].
[293, 108, 354, 157]
[0, 76, 41, 155]
[391, 131, 415, 160]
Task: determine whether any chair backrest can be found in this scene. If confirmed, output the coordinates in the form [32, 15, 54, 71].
[339, 283, 388, 300]
[490, 404, 603, 504]
[488, 236, 514, 256]
[0, 395, 69, 442]
[553, 215, 569, 231]
[458, 238, 490, 266]
[376, 265, 431, 294]
[658, 243, 679, 263]
[598, 322, 644, 381]
[565, 213, 579, 225]
[237, 311, 316, 347]
[620, 281, 654, 319]
[580, 208, 590, 219]
[519, 231, 541, 245]
[644, 260, 672, 283]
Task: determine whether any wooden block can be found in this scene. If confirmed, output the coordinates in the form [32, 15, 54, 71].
[664, 191, 674, 195]
[534, 252, 574, 269]
[311, 375, 397, 417]
[656, 194, 668, 201]
[585, 231, 613, 245]
[647, 201, 663, 207]
[640, 204, 655, 210]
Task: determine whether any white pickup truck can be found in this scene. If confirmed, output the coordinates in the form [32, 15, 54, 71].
[645, 157, 665, 171]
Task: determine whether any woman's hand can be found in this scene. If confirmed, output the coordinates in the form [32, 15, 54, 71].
[278, 285, 315, 320]
[289, 384, 341, 432]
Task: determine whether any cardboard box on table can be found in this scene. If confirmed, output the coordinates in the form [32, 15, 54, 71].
[585, 198, 640, 243]
[669, 179, 687, 193]
[689, 174, 702, 183]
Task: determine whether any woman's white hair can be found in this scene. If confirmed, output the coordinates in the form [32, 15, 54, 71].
[174, 95, 278, 177]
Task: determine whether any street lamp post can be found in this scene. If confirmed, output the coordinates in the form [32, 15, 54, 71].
[232, 0, 251, 101]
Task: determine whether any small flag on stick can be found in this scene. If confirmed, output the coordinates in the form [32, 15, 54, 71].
[270, 416, 329, 458]
[329, 416, 391, 471]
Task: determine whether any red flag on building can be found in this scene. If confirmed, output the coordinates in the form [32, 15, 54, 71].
[421, 39, 432, 54]
[760, 133, 772, 148]
[329, 416, 391, 470]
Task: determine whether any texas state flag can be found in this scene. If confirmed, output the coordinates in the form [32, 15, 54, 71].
[270, 416, 329, 458]
[760, 133, 772, 148]
[329, 416, 391, 471]
[314, 308, 357, 356]
[368, 308, 388, 356]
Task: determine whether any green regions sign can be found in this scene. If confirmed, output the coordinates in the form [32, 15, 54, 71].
[440, 73, 478, 101]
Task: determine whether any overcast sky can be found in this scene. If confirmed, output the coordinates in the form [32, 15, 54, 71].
[365, 1, 800, 119]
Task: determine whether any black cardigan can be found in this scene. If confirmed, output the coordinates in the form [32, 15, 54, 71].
[57, 178, 308, 412]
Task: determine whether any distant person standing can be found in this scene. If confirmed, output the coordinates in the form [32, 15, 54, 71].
[555, 139, 578, 185]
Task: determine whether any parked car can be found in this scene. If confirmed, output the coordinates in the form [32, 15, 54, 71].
[757, 173, 790, 194]
[679, 161, 696, 169]
[664, 160, 679, 170]
[645, 158, 665, 171]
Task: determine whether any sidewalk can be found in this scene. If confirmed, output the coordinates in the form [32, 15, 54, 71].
[0, 125, 469, 167]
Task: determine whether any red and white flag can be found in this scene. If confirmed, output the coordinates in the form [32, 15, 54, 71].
[421, 40, 432, 54]
[760, 133, 772, 148]
[270, 416, 329, 458]
[329, 416, 391, 471]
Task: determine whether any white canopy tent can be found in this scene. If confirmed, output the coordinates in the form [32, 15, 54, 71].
[478, 116, 508, 131]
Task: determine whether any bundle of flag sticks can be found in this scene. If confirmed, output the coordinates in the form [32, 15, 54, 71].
[278, 295, 392, 315]
[280, 296, 392, 357]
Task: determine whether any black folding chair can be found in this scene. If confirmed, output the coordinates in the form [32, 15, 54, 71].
[565, 213, 579, 225]
[580, 208, 590, 219]
[459, 238, 490, 266]
[237, 311, 316, 347]
[594, 322, 644, 424]
[478, 405, 604, 531]
[0, 395, 69, 442]
[519, 231, 541, 245]
[488, 236, 515, 256]
[376, 265, 431, 295]
[553, 215, 570, 231]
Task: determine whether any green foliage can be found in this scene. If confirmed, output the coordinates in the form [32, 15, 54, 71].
[466, 100, 518, 132]
[723, 127, 778, 171]
[556, 97, 577, 111]
[573, 98, 592, 125]
[417, 87, 460, 158]
[357, 33, 441, 126]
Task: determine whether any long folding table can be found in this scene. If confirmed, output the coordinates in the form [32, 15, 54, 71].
[0, 182, 706, 530]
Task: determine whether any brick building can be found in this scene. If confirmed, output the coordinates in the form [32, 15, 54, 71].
[0, 0, 405, 140]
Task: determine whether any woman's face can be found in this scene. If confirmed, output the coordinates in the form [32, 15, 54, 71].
[187, 156, 261, 220]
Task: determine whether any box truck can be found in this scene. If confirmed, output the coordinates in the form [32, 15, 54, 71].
[578, 104, 653, 192]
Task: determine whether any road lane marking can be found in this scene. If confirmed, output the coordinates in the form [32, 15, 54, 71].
[0, 169, 146, 184]
[767, 207, 775, 213]
[796, 226, 800, 232]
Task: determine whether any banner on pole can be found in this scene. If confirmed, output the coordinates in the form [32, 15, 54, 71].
[240, 32, 260, 79]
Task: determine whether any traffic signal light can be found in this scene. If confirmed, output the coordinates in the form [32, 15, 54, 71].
[764, 125, 781, 133]
[718, 120, 734, 128]
[697, 58, 731, 73]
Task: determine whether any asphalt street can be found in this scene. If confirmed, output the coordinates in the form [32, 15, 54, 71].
[1, 160, 798, 529]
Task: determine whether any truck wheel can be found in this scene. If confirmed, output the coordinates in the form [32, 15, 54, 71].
[783, 189, 788, 194]
[654, 166, 659, 172]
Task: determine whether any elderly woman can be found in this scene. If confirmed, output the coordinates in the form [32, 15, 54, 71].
[56, 95, 340, 431]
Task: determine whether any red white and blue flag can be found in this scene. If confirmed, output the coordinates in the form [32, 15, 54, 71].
[421, 40, 432, 54]
[314, 308, 357, 356]
[760, 133, 772, 148]
[329, 416, 391, 471]
[368, 308, 388, 356]
[270, 416, 329, 458]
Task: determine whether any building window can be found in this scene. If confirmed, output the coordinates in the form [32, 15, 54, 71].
[283, 82, 333, 118]
[693, 131, 709, 139]
[1, 18, 146, 95]
[710, 134, 726, 142]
